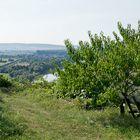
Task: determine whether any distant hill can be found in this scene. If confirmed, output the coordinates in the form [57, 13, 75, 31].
[0, 43, 65, 51]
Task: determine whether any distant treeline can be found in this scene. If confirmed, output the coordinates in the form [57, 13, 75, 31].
[0, 50, 67, 81]
[35, 50, 67, 57]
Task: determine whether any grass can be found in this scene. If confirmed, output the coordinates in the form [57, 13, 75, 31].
[0, 88, 140, 140]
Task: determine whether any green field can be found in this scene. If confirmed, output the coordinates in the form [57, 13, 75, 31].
[0, 88, 140, 140]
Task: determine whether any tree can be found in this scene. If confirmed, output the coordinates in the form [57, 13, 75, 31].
[56, 21, 140, 109]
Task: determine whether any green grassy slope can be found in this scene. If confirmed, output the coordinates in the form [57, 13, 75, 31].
[0, 88, 140, 140]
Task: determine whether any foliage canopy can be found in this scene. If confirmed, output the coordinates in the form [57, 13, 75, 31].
[56, 21, 140, 108]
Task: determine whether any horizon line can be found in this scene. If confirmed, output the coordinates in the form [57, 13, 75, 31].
[0, 42, 66, 46]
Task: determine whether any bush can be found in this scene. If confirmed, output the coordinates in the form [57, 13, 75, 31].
[0, 75, 12, 88]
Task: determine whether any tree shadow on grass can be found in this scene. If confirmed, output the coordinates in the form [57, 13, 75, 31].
[0, 87, 14, 95]
[94, 111, 140, 134]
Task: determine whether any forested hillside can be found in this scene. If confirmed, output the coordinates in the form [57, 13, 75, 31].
[0, 50, 67, 81]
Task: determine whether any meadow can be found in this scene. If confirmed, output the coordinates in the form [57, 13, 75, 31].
[0, 87, 140, 140]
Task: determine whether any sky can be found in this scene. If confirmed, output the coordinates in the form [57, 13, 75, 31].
[0, 0, 139, 45]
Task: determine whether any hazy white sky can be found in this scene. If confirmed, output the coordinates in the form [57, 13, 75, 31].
[0, 0, 139, 45]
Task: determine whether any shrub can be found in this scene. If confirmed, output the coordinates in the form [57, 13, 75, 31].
[0, 75, 12, 88]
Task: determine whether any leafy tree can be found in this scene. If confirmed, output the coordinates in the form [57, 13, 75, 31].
[56, 21, 140, 108]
